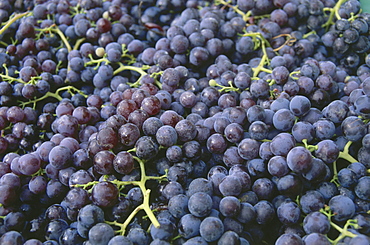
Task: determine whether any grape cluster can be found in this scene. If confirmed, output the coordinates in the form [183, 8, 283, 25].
[0, 0, 369, 244]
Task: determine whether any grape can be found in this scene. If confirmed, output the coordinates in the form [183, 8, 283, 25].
[303, 211, 330, 234]
[49, 146, 72, 170]
[107, 235, 133, 245]
[219, 196, 241, 217]
[18, 153, 41, 176]
[182, 236, 207, 245]
[314, 139, 339, 164]
[313, 119, 335, 140]
[268, 156, 289, 177]
[59, 228, 84, 245]
[188, 192, 212, 218]
[341, 116, 367, 142]
[292, 121, 315, 143]
[219, 175, 242, 197]
[207, 133, 227, 154]
[302, 158, 328, 183]
[238, 138, 260, 160]
[0, 231, 24, 245]
[270, 133, 296, 156]
[338, 168, 358, 188]
[142, 117, 163, 136]
[252, 177, 276, 200]
[254, 200, 275, 225]
[199, 217, 224, 242]
[303, 233, 331, 245]
[91, 181, 119, 208]
[135, 136, 159, 160]
[88, 223, 115, 245]
[187, 178, 213, 197]
[168, 194, 189, 219]
[286, 146, 313, 174]
[355, 176, 370, 201]
[77, 204, 104, 235]
[127, 228, 151, 245]
[150, 218, 175, 241]
[162, 181, 184, 200]
[178, 214, 201, 239]
[277, 201, 301, 225]
[273, 109, 295, 131]
[277, 174, 302, 198]
[329, 195, 356, 222]
[156, 125, 178, 147]
[175, 119, 197, 142]
[289, 95, 311, 117]
[275, 234, 303, 245]
[46, 219, 69, 241]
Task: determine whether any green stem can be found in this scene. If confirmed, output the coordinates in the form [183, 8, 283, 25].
[19, 86, 86, 109]
[320, 206, 359, 244]
[331, 219, 359, 244]
[94, 156, 167, 235]
[302, 139, 318, 152]
[31, 168, 46, 177]
[338, 141, 358, 163]
[0, 12, 30, 36]
[52, 25, 72, 52]
[322, 0, 348, 29]
[0, 73, 24, 84]
[330, 161, 340, 187]
[241, 33, 273, 77]
[74, 38, 86, 50]
[289, 70, 301, 80]
[214, 0, 252, 22]
[209, 79, 240, 93]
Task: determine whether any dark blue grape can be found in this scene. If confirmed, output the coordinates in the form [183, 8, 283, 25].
[150, 218, 175, 241]
[188, 192, 212, 218]
[275, 233, 303, 245]
[277, 201, 301, 225]
[219, 175, 242, 197]
[88, 223, 115, 245]
[286, 146, 313, 174]
[199, 217, 224, 242]
[168, 194, 189, 219]
[355, 176, 370, 201]
[303, 211, 330, 234]
[178, 214, 201, 239]
[254, 200, 275, 225]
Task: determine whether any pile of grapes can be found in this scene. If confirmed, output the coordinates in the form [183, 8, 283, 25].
[0, 0, 369, 244]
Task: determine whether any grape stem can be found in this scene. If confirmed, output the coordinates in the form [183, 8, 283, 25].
[114, 63, 151, 88]
[301, 139, 318, 152]
[330, 160, 340, 187]
[243, 32, 273, 78]
[289, 70, 300, 80]
[322, 0, 348, 29]
[213, 0, 252, 22]
[73, 38, 86, 50]
[75, 156, 167, 235]
[52, 24, 72, 53]
[106, 156, 167, 235]
[338, 141, 358, 163]
[19, 86, 87, 109]
[209, 79, 240, 93]
[321, 205, 359, 244]
[0, 12, 30, 36]
[272, 34, 297, 52]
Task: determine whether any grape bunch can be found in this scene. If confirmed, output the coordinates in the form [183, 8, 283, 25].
[0, 0, 369, 244]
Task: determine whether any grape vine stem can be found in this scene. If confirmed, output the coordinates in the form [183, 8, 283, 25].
[0, 12, 30, 36]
